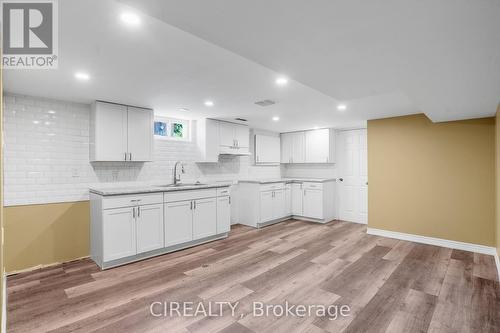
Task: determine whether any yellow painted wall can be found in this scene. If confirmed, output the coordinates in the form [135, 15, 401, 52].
[4, 201, 90, 273]
[368, 114, 496, 246]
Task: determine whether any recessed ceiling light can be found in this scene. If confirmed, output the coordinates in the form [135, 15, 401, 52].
[275, 77, 288, 86]
[33, 120, 39, 124]
[272, 116, 280, 121]
[74, 72, 90, 81]
[337, 104, 347, 111]
[179, 108, 190, 112]
[204, 100, 214, 107]
[47, 110, 56, 114]
[313, 126, 319, 130]
[120, 12, 140, 26]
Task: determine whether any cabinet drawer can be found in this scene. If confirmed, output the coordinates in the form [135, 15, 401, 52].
[102, 193, 163, 209]
[260, 182, 285, 192]
[164, 189, 217, 202]
[303, 182, 323, 190]
[217, 187, 231, 196]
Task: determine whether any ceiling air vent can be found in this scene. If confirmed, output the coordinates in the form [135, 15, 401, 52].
[235, 118, 247, 122]
[254, 99, 276, 107]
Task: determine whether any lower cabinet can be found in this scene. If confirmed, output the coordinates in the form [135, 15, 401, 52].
[259, 189, 286, 223]
[136, 203, 164, 254]
[164, 200, 194, 247]
[217, 196, 231, 233]
[193, 198, 217, 239]
[303, 189, 324, 219]
[102, 203, 164, 262]
[291, 183, 303, 215]
[284, 184, 292, 216]
[92, 187, 231, 269]
[103, 207, 136, 262]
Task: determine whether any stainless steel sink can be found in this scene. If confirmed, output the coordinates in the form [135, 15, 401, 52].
[156, 182, 206, 188]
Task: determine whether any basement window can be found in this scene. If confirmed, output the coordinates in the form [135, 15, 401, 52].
[154, 116, 190, 141]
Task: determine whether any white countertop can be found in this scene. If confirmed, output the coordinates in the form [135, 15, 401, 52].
[238, 178, 336, 184]
[90, 182, 233, 196]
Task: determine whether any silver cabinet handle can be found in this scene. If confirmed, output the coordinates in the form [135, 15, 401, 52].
[229, 196, 231, 204]
[129, 153, 132, 161]
[132, 207, 136, 218]
[193, 201, 196, 210]
[124, 152, 127, 161]
[137, 206, 140, 217]
[190, 201, 193, 210]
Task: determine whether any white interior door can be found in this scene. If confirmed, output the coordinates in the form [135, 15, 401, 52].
[337, 129, 368, 224]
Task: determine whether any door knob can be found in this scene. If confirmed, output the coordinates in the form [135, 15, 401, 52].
[338, 178, 343, 182]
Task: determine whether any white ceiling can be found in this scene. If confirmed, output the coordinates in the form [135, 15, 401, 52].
[4, 0, 499, 133]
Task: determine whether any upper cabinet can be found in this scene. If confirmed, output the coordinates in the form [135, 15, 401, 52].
[255, 134, 280, 164]
[90, 101, 153, 162]
[281, 128, 335, 164]
[196, 119, 250, 162]
[219, 121, 249, 154]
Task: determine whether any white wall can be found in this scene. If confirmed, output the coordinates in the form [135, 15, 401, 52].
[3, 93, 280, 206]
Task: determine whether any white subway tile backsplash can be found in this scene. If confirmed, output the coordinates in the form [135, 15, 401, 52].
[3, 93, 281, 206]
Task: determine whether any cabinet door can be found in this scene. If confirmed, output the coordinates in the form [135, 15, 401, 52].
[165, 201, 193, 247]
[303, 189, 324, 219]
[219, 121, 235, 147]
[284, 185, 292, 216]
[102, 207, 136, 261]
[136, 204, 164, 254]
[291, 183, 303, 215]
[291, 132, 306, 163]
[216, 196, 231, 234]
[93, 102, 128, 161]
[193, 198, 217, 239]
[272, 189, 286, 219]
[281, 133, 293, 163]
[127, 106, 153, 161]
[234, 124, 249, 148]
[260, 191, 274, 222]
[305, 129, 330, 163]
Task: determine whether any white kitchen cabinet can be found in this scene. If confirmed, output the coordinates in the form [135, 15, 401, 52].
[255, 134, 280, 164]
[234, 124, 250, 148]
[193, 198, 217, 239]
[259, 190, 274, 223]
[303, 189, 324, 219]
[127, 106, 153, 162]
[280, 129, 335, 164]
[291, 183, 303, 215]
[236, 180, 336, 228]
[90, 101, 153, 162]
[102, 207, 136, 262]
[136, 203, 164, 254]
[164, 200, 193, 247]
[284, 184, 292, 216]
[90, 102, 128, 162]
[217, 195, 231, 234]
[305, 129, 334, 163]
[218, 121, 249, 154]
[273, 189, 286, 219]
[91, 187, 230, 269]
[281, 133, 293, 163]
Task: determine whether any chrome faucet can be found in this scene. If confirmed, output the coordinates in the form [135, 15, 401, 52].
[173, 161, 185, 185]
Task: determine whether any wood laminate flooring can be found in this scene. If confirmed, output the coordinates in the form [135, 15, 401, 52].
[6, 220, 500, 332]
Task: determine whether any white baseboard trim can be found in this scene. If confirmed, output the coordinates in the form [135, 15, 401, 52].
[2, 273, 6, 333]
[495, 252, 500, 282]
[367, 227, 497, 256]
